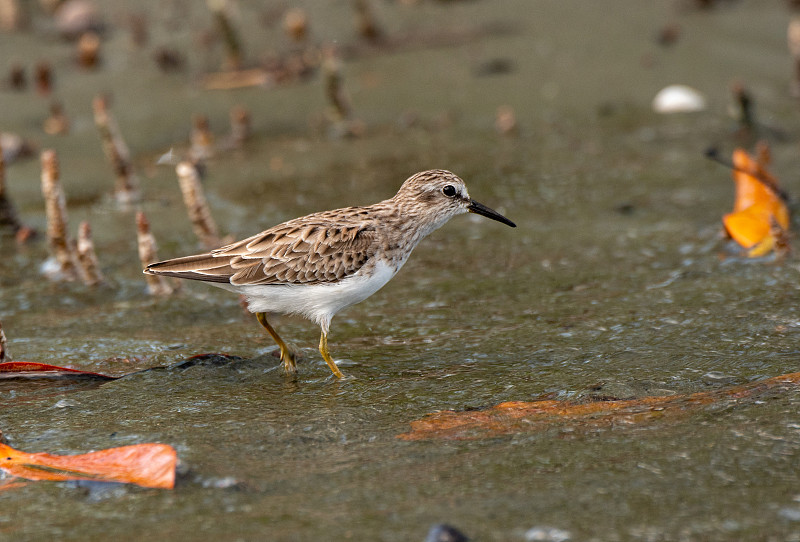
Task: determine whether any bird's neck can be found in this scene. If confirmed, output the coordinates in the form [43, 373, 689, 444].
[380, 197, 436, 237]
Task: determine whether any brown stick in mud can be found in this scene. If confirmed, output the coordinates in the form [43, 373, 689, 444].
[322, 45, 351, 123]
[8, 62, 26, 90]
[321, 46, 364, 138]
[0, 145, 23, 234]
[176, 161, 223, 250]
[0, 320, 10, 362]
[34, 61, 52, 96]
[0, 145, 36, 243]
[136, 211, 177, 296]
[789, 16, 800, 97]
[77, 31, 101, 69]
[0, 0, 29, 31]
[283, 8, 309, 43]
[41, 149, 81, 281]
[353, 0, 383, 44]
[190, 114, 215, 162]
[229, 105, 250, 148]
[92, 95, 141, 205]
[76, 221, 104, 286]
[209, 0, 242, 71]
[43, 101, 70, 135]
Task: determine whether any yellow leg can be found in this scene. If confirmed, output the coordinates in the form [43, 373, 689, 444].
[319, 332, 345, 379]
[255, 312, 297, 375]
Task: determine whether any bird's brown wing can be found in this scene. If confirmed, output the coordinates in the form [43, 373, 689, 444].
[145, 210, 378, 286]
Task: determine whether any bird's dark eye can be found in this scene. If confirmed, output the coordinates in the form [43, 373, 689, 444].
[442, 185, 457, 197]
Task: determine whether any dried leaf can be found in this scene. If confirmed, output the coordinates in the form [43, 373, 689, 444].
[0, 361, 116, 380]
[724, 147, 790, 256]
[398, 372, 800, 441]
[0, 442, 177, 489]
[723, 204, 772, 249]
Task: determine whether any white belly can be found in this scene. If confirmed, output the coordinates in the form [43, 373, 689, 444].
[237, 260, 398, 333]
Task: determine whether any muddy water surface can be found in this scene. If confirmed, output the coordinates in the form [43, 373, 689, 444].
[2, 1, 800, 540]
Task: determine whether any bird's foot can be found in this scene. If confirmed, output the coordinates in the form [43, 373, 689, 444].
[318, 332, 345, 379]
[279, 345, 299, 375]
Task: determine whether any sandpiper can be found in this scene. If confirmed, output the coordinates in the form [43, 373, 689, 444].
[144, 169, 515, 378]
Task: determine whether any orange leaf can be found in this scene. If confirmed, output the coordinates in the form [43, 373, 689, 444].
[725, 147, 790, 255]
[0, 442, 177, 489]
[731, 149, 775, 212]
[398, 372, 800, 440]
[723, 205, 772, 249]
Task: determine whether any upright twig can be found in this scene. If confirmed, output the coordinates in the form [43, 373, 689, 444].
[76, 221, 104, 286]
[92, 95, 141, 205]
[228, 105, 250, 148]
[0, 146, 23, 234]
[283, 8, 309, 43]
[43, 101, 70, 135]
[208, 0, 242, 70]
[322, 46, 350, 123]
[76, 31, 101, 69]
[190, 114, 215, 162]
[34, 61, 52, 96]
[8, 63, 25, 90]
[176, 161, 223, 249]
[129, 13, 148, 48]
[0, 320, 10, 362]
[0, 0, 29, 31]
[321, 45, 363, 137]
[789, 14, 800, 97]
[353, 0, 383, 43]
[41, 149, 80, 281]
[136, 211, 176, 296]
[731, 82, 754, 137]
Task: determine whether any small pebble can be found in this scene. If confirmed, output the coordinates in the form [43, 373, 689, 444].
[524, 526, 572, 542]
[652, 85, 706, 113]
[201, 476, 240, 489]
[702, 371, 737, 385]
[424, 524, 469, 542]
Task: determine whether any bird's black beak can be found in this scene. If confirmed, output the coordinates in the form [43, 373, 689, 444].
[468, 199, 516, 227]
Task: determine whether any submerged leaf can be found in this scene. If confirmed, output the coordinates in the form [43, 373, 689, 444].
[398, 372, 800, 441]
[0, 442, 177, 489]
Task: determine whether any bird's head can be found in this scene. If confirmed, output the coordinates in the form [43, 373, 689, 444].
[395, 169, 516, 228]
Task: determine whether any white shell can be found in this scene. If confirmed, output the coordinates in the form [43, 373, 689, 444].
[652, 85, 707, 113]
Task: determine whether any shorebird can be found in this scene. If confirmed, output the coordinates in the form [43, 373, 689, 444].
[144, 169, 515, 378]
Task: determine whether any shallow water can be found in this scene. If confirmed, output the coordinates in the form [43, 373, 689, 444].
[2, 1, 800, 540]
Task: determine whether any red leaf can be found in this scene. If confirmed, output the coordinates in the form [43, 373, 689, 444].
[0, 442, 177, 489]
[0, 361, 116, 380]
